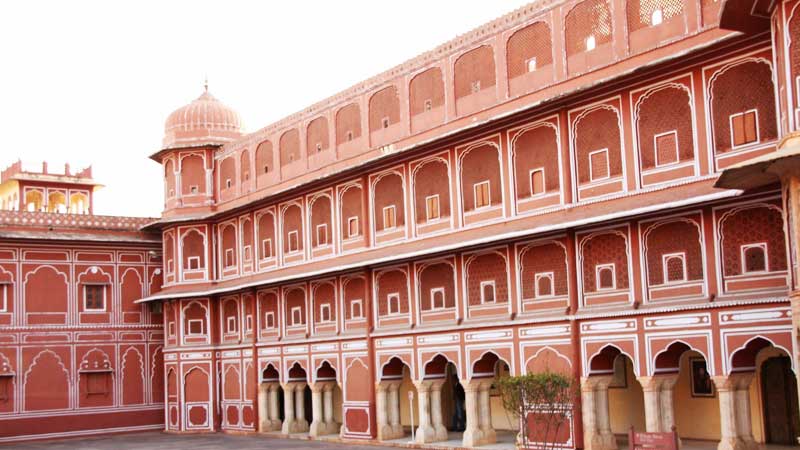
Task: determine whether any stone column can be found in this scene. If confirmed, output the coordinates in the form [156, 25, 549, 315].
[594, 377, 617, 450]
[294, 383, 309, 432]
[415, 381, 437, 443]
[659, 375, 679, 435]
[714, 376, 746, 450]
[281, 383, 296, 434]
[733, 374, 759, 450]
[388, 381, 402, 438]
[430, 379, 448, 441]
[479, 380, 496, 444]
[376, 382, 390, 440]
[309, 383, 324, 437]
[462, 380, 484, 447]
[323, 383, 337, 435]
[269, 384, 281, 430]
[637, 376, 663, 432]
[258, 383, 270, 432]
[581, 377, 599, 450]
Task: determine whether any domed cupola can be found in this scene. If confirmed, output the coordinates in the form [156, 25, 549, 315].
[162, 83, 243, 150]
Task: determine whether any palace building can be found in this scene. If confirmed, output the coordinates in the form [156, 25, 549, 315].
[3, 0, 800, 448]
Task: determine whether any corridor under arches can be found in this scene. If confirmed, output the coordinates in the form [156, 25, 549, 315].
[309, 361, 342, 437]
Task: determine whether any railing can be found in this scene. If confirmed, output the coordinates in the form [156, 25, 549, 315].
[1, 160, 93, 183]
[0, 210, 155, 231]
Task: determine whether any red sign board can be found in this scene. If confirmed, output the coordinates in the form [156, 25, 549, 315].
[628, 426, 679, 450]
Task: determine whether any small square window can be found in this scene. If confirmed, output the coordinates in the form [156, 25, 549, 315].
[86, 372, 110, 395]
[320, 303, 331, 322]
[425, 195, 440, 222]
[654, 131, 679, 167]
[662, 252, 687, 284]
[291, 306, 302, 326]
[244, 171, 250, 181]
[187, 319, 203, 335]
[430, 287, 445, 310]
[263, 165, 270, 174]
[741, 243, 768, 273]
[534, 273, 554, 298]
[224, 248, 235, 268]
[226, 316, 237, 334]
[350, 299, 363, 319]
[187, 256, 201, 271]
[530, 169, 545, 196]
[246, 314, 253, 332]
[480, 281, 496, 304]
[316, 143, 323, 153]
[225, 179, 232, 189]
[596, 264, 616, 290]
[470, 80, 481, 93]
[243, 245, 252, 262]
[731, 110, 759, 148]
[168, 322, 176, 337]
[382, 117, 390, 129]
[0, 376, 11, 401]
[651, 8, 663, 25]
[586, 35, 596, 51]
[424, 99, 433, 111]
[316, 224, 328, 247]
[84, 285, 105, 311]
[346, 131, 354, 142]
[288, 230, 299, 253]
[347, 217, 360, 238]
[589, 149, 610, 181]
[387, 293, 400, 315]
[382, 206, 396, 230]
[527, 58, 537, 72]
[190, 185, 199, 194]
[261, 238, 273, 259]
[474, 181, 490, 209]
[0, 284, 8, 312]
[265, 311, 275, 329]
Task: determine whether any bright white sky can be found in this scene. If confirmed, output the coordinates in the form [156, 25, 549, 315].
[0, 0, 530, 218]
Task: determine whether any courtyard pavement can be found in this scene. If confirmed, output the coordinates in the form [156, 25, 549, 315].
[4, 432, 382, 450]
[5, 431, 796, 450]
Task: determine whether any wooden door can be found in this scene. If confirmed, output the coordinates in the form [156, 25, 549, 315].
[761, 357, 800, 445]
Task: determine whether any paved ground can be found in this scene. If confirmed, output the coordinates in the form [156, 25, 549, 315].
[4, 432, 384, 450]
[6, 431, 796, 450]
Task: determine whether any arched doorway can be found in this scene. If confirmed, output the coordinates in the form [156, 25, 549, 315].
[654, 342, 719, 441]
[281, 362, 310, 434]
[732, 337, 799, 446]
[258, 364, 283, 432]
[417, 354, 459, 443]
[464, 352, 516, 447]
[583, 345, 645, 450]
[378, 356, 417, 441]
[310, 361, 342, 437]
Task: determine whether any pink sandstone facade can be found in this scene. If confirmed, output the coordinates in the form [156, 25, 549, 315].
[3, 0, 800, 447]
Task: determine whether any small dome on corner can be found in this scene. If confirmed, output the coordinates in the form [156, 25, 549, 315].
[162, 84, 243, 150]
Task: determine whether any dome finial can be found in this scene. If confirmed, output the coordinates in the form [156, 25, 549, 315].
[203, 75, 208, 93]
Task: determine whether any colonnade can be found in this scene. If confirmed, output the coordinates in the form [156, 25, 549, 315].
[309, 381, 340, 437]
[376, 380, 404, 440]
[257, 380, 340, 437]
[463, 379, 497, 447]
[581, 372, 760, 450]
[376, 377, 498, 447]
[257, 382, 282, 432]
[281, 382, 309, 434]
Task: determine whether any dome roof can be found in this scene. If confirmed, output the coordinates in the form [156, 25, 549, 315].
[162, 86, 243, 150]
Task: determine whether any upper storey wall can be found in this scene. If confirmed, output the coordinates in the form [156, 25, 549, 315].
[162, 0, 726, 215]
